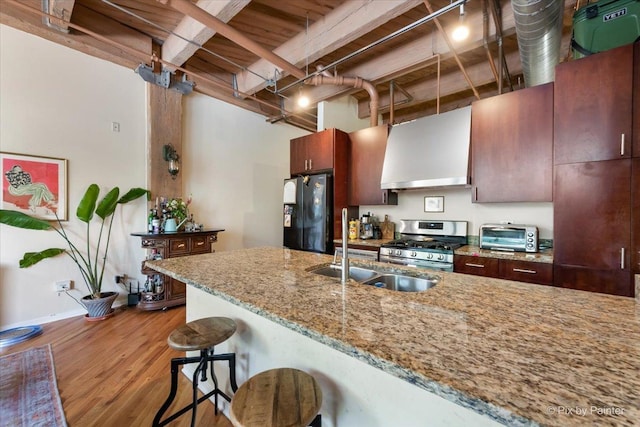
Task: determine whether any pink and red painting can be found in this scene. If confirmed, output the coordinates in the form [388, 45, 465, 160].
[1, 152, 67, 220]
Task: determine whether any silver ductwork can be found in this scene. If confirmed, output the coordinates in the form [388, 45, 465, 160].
[512, 0, 565, 86]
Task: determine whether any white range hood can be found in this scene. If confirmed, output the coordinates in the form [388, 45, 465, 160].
[381, 106, 472, 190]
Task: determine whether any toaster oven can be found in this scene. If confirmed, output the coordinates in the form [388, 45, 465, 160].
[479, 224, 538, 252]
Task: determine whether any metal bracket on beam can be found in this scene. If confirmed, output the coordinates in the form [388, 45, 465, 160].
[135, 64, 194, 94]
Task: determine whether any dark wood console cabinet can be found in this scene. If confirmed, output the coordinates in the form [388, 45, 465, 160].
[131, 229, 223, 310]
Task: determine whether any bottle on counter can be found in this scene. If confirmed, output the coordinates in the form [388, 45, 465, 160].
[349, 219, 358, 240]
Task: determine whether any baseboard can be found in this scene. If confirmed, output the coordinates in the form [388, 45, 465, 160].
[0, 300, 128, 331]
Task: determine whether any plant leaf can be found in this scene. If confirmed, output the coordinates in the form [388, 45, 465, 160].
[118, 188, 149, 204]
[95, 187, 120, 220]
[0, 210, 53, 230]
[20, 248, 66, 268]
[77, 184, 100, 223]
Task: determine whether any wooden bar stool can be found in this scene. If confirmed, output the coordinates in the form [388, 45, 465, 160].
[153, 317, 238, 427]
[230, 368, 322, 427]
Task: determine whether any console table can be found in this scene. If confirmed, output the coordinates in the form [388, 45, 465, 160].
[130, 229, 224, 310]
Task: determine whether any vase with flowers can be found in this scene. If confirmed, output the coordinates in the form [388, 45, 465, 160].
[162, 196, 191, 231]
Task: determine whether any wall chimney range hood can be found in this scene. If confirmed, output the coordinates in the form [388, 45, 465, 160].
[381, 106, 471, 190]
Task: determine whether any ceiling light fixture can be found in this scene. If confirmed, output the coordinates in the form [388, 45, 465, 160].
[297, 87, 310, 108]
[451, 3, 469, 42]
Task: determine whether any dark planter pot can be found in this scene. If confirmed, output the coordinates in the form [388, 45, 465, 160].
[81, 291, 118, 318]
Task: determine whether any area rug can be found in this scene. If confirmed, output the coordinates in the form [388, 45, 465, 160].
[0, 344, 67, 427]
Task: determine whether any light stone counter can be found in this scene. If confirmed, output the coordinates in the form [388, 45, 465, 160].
[147, 247, 639, 426]
[455, 245, 554, 264]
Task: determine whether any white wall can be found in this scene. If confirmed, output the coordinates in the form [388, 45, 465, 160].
[182, 94, 306, 251]
[0, 25, 308, 328]
[360, 186, 554, 240]
[0, 25, 147, 327]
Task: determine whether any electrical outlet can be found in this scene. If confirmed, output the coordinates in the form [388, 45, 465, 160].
[55, 280, 71, 292]
[111, 121, 120, 132]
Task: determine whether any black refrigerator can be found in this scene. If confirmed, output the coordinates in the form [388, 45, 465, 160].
[283, 173, 333, 253]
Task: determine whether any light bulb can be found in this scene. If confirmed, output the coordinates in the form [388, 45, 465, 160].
[452, 24, 469, 41]
[298, 93, 310, 108]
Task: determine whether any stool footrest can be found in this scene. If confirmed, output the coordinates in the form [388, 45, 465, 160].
[153, 350, 238, 427]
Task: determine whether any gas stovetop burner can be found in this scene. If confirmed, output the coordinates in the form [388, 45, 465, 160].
[383, 239, 462, 252]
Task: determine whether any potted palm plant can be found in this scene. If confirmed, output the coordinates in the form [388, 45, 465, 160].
[0, 184, 149, 319]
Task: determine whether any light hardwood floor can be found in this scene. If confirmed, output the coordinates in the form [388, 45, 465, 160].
[1, 305, 234, 427]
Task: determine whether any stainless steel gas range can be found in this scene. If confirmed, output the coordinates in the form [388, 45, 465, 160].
[379, 220, 468, 272]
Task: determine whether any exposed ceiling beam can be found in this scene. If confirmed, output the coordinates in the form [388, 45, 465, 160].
[42, 0, 75, 32]
[159, 0, 305, 79]
[283, 1, 516, 112]
[357, 50, 523, 119]
[162, 0, 250, 71]
[236, 0, 424, 95]
[1, 0, 151, 70]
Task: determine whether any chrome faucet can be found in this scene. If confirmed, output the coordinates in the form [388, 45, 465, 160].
[341, 207, 349, 284]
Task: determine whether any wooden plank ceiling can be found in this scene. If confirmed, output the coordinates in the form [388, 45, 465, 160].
[1, 0, 580, 131]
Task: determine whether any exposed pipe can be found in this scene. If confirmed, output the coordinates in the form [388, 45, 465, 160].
[6, 0, 317, 130]
[423, 0, 480, 100]
[276, 0, 467, 95]
[512, 0, 565, 87]
[159, 0, 306, 80]
[389, 80, 395, 124]
[488, 0, 513, 92]
[307, 74, 380, 127]
[482, 0, 500, 87]
[436, 53, 441, 114]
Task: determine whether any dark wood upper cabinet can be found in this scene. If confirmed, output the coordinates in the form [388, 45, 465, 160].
[633, 158, 640, 274]
[470, 82, 553, 202]
[290, 128, 343, 175]
[348, 125, 398, 206]
[634, 41, 640, 158]
[554, 43, 634, 165]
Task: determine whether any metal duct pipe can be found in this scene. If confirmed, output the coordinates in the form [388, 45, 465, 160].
[310, 69, 380, 127]
[512, 0, 565, 87]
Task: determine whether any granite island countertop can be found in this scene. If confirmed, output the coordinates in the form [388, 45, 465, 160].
[147, 247, 639, 426]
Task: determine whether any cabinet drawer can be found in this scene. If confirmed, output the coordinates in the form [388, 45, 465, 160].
[454, 255, 500, 277]
[168, 238, 190, 256]
[499, 260, 553, 285]
[191, 235, 211, 254]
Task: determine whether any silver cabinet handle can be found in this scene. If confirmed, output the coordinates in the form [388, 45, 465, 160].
[309, 158, 312, 170]
[196, 241, 204, 246]
[513, 268, 536, 274]
[621, 134, 625, 156]
[465, 263, 485, 268]
[621, 248, 625, 269]
[304, 159, 308, 170]
[177, 243, 185, 249]
[382, 192, 387, 204]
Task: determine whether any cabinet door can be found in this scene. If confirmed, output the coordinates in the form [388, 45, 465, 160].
[290, 136, 309, 175]
[306, 129, 335, 173]
[471, 83, 553, 202]
[554, 159, 632, 296]
[348, 125, 398, 206]
[166, 277, 186, 301]
[633, 158, 640, 273]
[634, 41, 640, 158]
[554, 43, 633, 164]
[499, 260, 553, 286]
[454, 255, 500, 277]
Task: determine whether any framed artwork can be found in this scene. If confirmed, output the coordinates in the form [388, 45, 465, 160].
[1, 152, 68, 221]
[424, 196, 444, 213]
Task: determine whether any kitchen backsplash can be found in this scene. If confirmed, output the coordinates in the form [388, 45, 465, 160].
[359, 187, 554, 240]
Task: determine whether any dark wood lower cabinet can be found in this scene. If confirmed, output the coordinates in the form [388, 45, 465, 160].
[553, 265, 633, 297]
[454, 254, 553, 286]
[132, 229, 223, 310]
[499, 259, 553, 286]
[553, 159, 633, 297]
[454, 255, 500, 278]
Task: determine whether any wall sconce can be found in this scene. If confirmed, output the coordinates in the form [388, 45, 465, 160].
[162, 144, 180, 179]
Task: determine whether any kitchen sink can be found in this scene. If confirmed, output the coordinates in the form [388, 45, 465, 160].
[309, 264, 438, 292]
[362, 274, 438, 292]
[310, 265, 380, 282]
